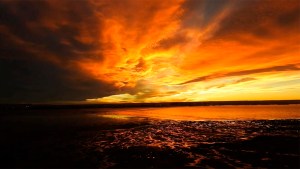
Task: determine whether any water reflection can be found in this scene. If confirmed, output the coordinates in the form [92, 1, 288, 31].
[99, 105, 300, 121]
[88, 105, 300, 168]
[99, 114, 132, 120]
[1, 105, 299, 168]
[86, 119, 300, 168]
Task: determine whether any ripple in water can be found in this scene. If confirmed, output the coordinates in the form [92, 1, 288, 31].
[84, 119, 300, 168]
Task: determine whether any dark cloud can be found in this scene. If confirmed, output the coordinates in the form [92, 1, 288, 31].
[0, 0, 113, 103]
[0, 57, 115, 103]
[225, 64, 300, 76]
[181, 64, 300, 85]
[155, 33, 188, 50]
[0, 0, 103, 61]
[210, 0, 300, 42]
[182, 0, 231, 28]
[235, 77, 256, 83]
[205, 77, 256, 90]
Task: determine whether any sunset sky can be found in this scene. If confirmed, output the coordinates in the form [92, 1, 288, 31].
[0, 0, 299, 103]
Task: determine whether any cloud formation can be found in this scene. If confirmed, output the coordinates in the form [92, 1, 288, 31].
[181, 64, 300, 85]
[0, 0, 299, 103]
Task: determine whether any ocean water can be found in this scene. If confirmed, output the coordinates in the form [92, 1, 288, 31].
[97, 104, 300, 121]
[0, 105, 299, 168]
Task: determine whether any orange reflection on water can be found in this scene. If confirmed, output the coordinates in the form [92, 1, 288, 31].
[102, 105, 300, 121]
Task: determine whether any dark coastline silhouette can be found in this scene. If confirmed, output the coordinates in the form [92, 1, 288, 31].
[1, 100, 300, 110]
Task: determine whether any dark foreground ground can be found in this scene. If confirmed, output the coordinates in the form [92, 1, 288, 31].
[0, 109, 299, 168]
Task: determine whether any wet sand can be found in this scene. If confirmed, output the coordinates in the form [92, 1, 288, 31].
[0, 106, 299, 168]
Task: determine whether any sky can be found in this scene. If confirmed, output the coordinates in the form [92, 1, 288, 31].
[0, 0, 299, 103]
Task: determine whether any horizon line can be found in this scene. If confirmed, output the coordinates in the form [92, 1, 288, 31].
[1, 100, 300, 110]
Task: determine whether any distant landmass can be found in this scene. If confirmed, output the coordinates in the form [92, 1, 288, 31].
[1, 100, 300, 110]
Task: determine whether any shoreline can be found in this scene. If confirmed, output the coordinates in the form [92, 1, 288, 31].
[1, 100, 300, 110]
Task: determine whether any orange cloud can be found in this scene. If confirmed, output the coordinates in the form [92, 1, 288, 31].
[83, 0, 300, 103]
[76, 0, 185, 88]
[1, 0, 299, 103]
[181, 64, 300, 85]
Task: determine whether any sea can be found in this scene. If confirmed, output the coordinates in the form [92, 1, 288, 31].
[0, 104, 299, 168]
